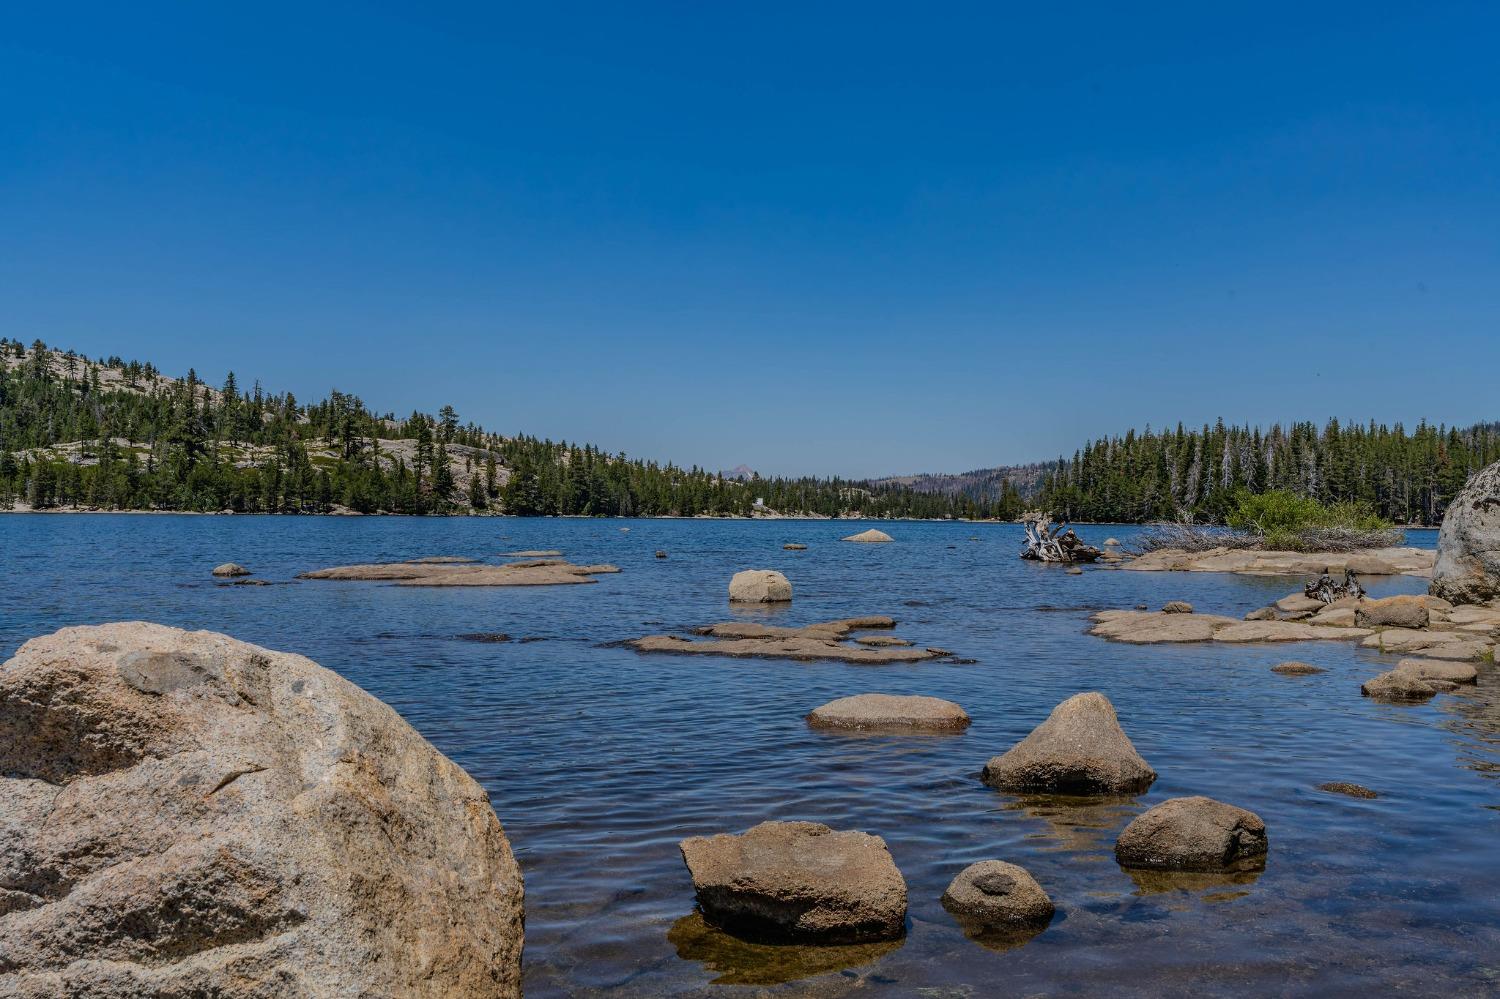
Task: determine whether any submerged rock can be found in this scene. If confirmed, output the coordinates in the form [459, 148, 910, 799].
[807, 693, 969, 733]
[783, 543, 808, 551]
[1431, 460, 1500, 605]
[631, 617, 955, 665]
[1114, 796, 1268, 872]
[300, 559, 619, 587]
[728, 569, 793, 603]
[940, 861, 1053, 933]
[0, 622, 523, 997]
[981, 692, 1156, 795]
[1271, 661, 1326, 675]
[1355, 595, 1430, 630]
[211, 562, 250, 577]
[656, 550, 669, 559]
[842, 528, 894, 543]
[679, 821, 906, 943]
[1319, 781, 1379, 799]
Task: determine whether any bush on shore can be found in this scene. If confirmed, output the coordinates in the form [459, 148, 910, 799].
[1137, 491, 1403, 553]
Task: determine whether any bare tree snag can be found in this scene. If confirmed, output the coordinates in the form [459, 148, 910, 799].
[1020, 516, 1104, 563]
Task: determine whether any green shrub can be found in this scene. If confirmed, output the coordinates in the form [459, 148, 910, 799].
[1224, 490, 1401, 551]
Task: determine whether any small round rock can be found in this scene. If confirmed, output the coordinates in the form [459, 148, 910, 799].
[1272, 661, 1325, 676]
[941, 861, 1053, 931]
[211, 563, 251, 578]
[807, 693, 970, 733]
[1161, 601, 1193, 614]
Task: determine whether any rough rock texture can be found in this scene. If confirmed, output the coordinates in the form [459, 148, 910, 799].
[1271, 661, 1326, 676]
[940, 861, 1053, 931]
[1319, 782, 1378, 799]
[1356, 595, 1430, 630]
[1161, 601, 1193, 614]
[1090, 610, 1371, 645]
[1431, 461, 1500, 605]
[0, 622, 523, 998]
[1114, 796, 1268, 872]
[842, 529, 894, 543]
[632, 617, 957, 664]
[981, 692, 1156, 795]
[728, 569, 793, 604]
[806, 694, 970, 733]
[1245, 606, 1279, 621]
[1361, 669, 1437, 702]
[679, 821, 907, 943]
[300, 559, 619, 586]
[211, 562, 251, 577]
[783, 543, 808, 551]
[1398, 658, 1479, 684]
[1359, 628, 1494, 659]
[1125, 546, 1434, 577]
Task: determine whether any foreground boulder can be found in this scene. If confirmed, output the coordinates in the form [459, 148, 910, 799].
[1361, 669, 1438, 702]
[1432, 460, 1500, 605]
[806, 693, 969, 733]
[981, 692, 1156, 795]
[842, 528, 894, 543]
[211, 562, 251, 577]
[940, 861, 1053, 933]
[679, 821, 906, 943]
[1114, 796, 1268, 872]
[1355, 595, 1430, 630]
[0, 623, 523, 997]
[728, 569, 793, 603]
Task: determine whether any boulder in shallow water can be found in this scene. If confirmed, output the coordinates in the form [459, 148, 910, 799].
[1355, 595, 1430, 630]
[1397, 658, 1478, 684]
[0, 622, 523, 997]
[1361, 669, 1437, 701]
[211, 562, 250, 577]
[981, 692, 1156, 795]
[1431, 459, 1500, 605]
[842, 528, 894, 543]
[1114, 796, 1268, 872]
[1319, 781, 1378, 799]
[679, 821, 906, 943]
[1161, 601, 1193, 614]
[783, 543, 807, 550]
[1271, 660, 1325, 675]
[940, 861, 1053, 932]
[807, 693, 969, 732]
[728, 569, 793, 603]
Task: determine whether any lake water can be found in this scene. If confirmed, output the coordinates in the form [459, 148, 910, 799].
[2, 516, 1497, 996]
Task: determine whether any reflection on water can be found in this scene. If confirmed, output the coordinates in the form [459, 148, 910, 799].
[944, 916, 1050, 954]
[1122, 865, 1266, 897]
[668, 911, 903, 985]
[1002, 793, 1144, 854]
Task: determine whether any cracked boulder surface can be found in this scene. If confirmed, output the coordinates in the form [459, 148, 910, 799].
[1432, 460, 1500, 605]
[0, 622, 523, 998]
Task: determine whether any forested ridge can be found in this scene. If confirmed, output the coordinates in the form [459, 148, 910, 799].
[0, 339, 1016, 518]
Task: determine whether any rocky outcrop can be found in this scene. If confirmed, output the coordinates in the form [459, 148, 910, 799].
[632, 617, 959, 664]
[300, 559, 619, 586]
[728, 569, 792, 603]
[1125, 546, 1434, 577]
[1355, 595, 1430, 629]
[1431, 460, 1500, 605]
[0, 622, 523, 997]
[940, 861, 1053, 932]
[981, 692, 1156, 795]
[1161, 601, 1193, 614]
[806, 693, 970, 732]
[211, 562, 251, 577]
[679, 821, 907, 943]
[1114, 796, 1268, 872]
[1090, 610, 1372, 645]
[842, 529, 894, 543]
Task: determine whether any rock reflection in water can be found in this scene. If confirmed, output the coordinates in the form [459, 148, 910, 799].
[948, 917, 1050, 954]
[1122, 865, 1265, 897]
[667, 912, 903, 986]
[1003, 793, 1143, 854]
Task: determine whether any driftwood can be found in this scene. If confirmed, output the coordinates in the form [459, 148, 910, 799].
[1304, 570, 1365, 605]
[1020, 516, 1103, 563]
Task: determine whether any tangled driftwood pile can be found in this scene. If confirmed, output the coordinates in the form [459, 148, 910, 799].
[1304, 570, 1365, 605]
[1020, 517, 1103, 564]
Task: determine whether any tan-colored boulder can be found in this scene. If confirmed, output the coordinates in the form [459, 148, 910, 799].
[807, 693, 969, 732]
[211, 562, 250, 577]
[1355, 595, 1430, 630]
[1397, 658, 1479, 684]
[1161, 601, 1193, 614]
[1431, 460, 1500, 604]
[1344, 554, 1398, 575]
[1361, 669, 1437, 701]
[0, 623, 523, 997]
[842, 529, 894, 543]
[679, 821, 906, 943]
[728, 569, 792, 603]
[1244, 606, 1279, 621]
[1114, 796, 1268, 872]
[1272, 661, 1325, 675]
[940, 861, 1053, 932]
[981, 692, 1155, 795]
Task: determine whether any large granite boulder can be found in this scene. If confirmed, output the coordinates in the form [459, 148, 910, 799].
[1355, 595, 1429, 630]
[679, 821, 906, 943]
[842, 529, 894, 543]
[981, 692, 1156, 795]
[940, 861, 1054, 932]
[1114, 796, 1268, 872]
[0, 623, 523, 998]
[728, 569, 793, 603]
[1432, 460, 1500, 605]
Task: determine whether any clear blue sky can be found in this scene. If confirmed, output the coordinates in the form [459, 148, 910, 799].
[3, 3, 1497, 478]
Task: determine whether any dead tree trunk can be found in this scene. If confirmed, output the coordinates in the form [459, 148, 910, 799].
[1020, 516, 1103, 563]
[1304, 569, 1365, 604]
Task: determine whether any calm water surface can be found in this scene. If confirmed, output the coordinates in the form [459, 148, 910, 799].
[2, 516, 1497, 997]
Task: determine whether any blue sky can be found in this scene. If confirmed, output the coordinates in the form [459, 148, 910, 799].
[3, 3, 1497, 478]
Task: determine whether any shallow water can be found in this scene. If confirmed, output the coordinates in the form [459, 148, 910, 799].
[2, 516, 1497, 996]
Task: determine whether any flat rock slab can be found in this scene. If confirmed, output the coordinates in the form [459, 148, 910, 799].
[1090, 610, 1372, 645]
[299, 560, 619, 587]
[1115, 796, 1268, 872]
[807, 693, 970, 732]
[1320, 781, 1379, 799]
[631, 617, 957, 664]
[0, 623, 523, 997]
[1272, 661, 1326, 675]
[1124, 546, 1434, 577]
[1398, 658, 1479, 684]
[680, 820, 907, 943]
[982, 692, 1156, 795]
[405, 555, 480, 564]
[1359, 629, 1494, 659]
[502, 549, 563, 557]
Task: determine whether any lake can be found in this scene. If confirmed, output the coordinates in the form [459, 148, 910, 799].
[2, 515, 1496, 996]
